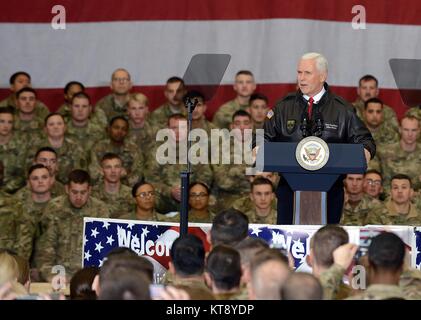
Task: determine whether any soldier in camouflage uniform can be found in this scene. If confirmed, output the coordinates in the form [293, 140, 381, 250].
[119, 182, 178, 222]
[126, 93, 156, 152]
[0, 71, 49, 122]
[33, 170, 110, 282]
[0, 107, 28, 193]
[363, 169, 386, 201]
[212, 70, 256, 129]
[365, 174, 421, 225]
[27, 113, 87, 185]
[399, 268, 421, 300]
[65, 92, 106, 153]
[211, 110, 253, 211]
[14, 165, 54, 262]
[347, 232, 406, 300]
[95, 68, 133, 123]
[57, 81, 85, 122]
[188, 182, 216, 223]
[91, 153, 134, 219]
[352, 74, 399, 132]
[13, 87, 45, 142]
[248, 93, 270, 130]
[405, 105, 421, 142]
[370, 115, 421, 192]
[89, 116, 145, 186]
[340, 174, 382, 226]
[243, 177, 277, 224]
[149, 77, 187, 130]
[146, 114, 213, 214]
[362, 98, 399, 148]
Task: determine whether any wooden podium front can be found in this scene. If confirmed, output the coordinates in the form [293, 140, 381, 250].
[293, 191, 327, 225]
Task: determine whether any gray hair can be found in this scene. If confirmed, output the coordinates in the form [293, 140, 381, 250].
[301, 52, 328, 74]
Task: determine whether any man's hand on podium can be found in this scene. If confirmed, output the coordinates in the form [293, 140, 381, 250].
[364, 148, 371, 165]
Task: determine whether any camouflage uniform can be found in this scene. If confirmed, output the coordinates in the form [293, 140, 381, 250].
[118, 210, 178, 222]
[243, 207, 277, 224]
[340, 194, 382, 226]
[319, 264, 352, 300]
[66, 120, 106, 154]
[145, 142, 213, 213]
[34, 195, 110, 281]
[212, 99, 249, 129]
[14, 181, 65, 202]
[353, 99, 399, 133]
[365, 200, 421, 225]
[188, 209, 216, 223]
[0, 95, 49, 122]
[57, 102, 108, 129]
[346, 284, 405, 300]
[0, 190, 23, 252]
[149, 103, 186, 130]
[368, 123, 400, 149]
[91, 183, 134, 219]
[13, 116, 44, 143]
[374, 142, 421, 191]
[0, 132, 29, 193]
[127, 120, 156, 152]
[27, 137, 88, 185]
[95, 94, 129, 123]
[192, 118, 217, 136]
[168, 277, 215, 300]
[399, 268, 421, 300]
[232, 196, 277, 214]
[89, 138, 145, 186]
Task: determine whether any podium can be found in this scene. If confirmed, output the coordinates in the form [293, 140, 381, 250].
[256, 142, 367, 225]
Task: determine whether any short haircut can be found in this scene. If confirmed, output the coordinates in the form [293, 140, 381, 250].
[311, 225, 349, 269]
[184, 90, 205, 103]
[189, 181, 210, 195]
[35, 146, 57, 160]
[16, 87, 36, 99]
[109, 115, 129, 127]
[249, 248, 289, 274]
[129, 93, 149, 106]
[301, 52, 328, 74]
[236, 70, 254, 77]
[281, 273, 323, 300]
[10, 71, 31, 85]
[368, 232, 405, 272]
[71, 91, 91, 104]
[206, 245, 242, 291]
[166, 76, 184, 85]
[131, 181, 153, 198]
[364, 169, 382, 180]
[70, 266, 99, 300]
[111, 68, 131, 80]
[170, 234, 205, 277]
[359, 74, 379, 87]
[167, 113, 187, 126]
[400, 115, 420, 127]
[364, 97, 383, 110]
[249, 93, 268, 104]
[0, 106, 15, 116]
[101, 152, 122, 165]
[211, 209, 249, 247]
[64, 81, 85, 94]
[100, 253, 154, 283]
[391, 174, 412, 188]
[44, 112, 65, 126]
[251, 176, 274, 192]
[232, 109, 251, 122]
[27, 164, 49, 177]
[234, 237, 269, 266]
[68, 169, 91, 185]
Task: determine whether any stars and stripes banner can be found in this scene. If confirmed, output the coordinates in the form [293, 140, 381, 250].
[413, 227, 421, 270]
[83, 218, 418, 275]
[2, 1, 421, 118]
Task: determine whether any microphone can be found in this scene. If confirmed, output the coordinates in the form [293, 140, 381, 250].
[313, 109, 324, 137]
[300, 110, 310, 138]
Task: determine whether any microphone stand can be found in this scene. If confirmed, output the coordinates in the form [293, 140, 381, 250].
[179, 97, 198, 236]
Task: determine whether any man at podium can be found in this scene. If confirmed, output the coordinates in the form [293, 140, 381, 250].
[259, 52, 375, 224]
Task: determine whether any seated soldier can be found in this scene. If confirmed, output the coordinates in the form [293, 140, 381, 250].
[26, 113, 87, 184]
[205, 245, 243, 300]
[244, 177, 277, 224]
[149, 76, 187, 130]
[365, 174, 421, 225]
[188, 182, 215, 223]
[166, 234, 214, 299]
[362, 97, 399, 148]
[247, 93, 270, 130]
[248, 248, 290, 300]
[363, 169, 386, 201]
[146, 114, 213, 213]
[33, 169, 110, 282]
[95, 68, 133, 123]
[126, 93, 155, 151]
[65, 92, 105, 152]
[0, 106, 27, 193]
[119, 181, 177, 222]
[57, 81, 85, 121]
[211, 110, 254, 211]
[347, 232, 406, 300]
[306, 225, 357, 300]
[281, 273, 324, 300]
[213, 70, 256, 129]
[91, 153, 133, 219]
[340, 174, 382, 225]
[89, 115, 144, 186]
[0, 71, 49, 121]
[13, 87, 45, 142]
[14, 164, 54, 262]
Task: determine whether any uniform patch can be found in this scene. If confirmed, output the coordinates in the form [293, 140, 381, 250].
[287, 119, 296, 134]
[266, 109, 274, 119]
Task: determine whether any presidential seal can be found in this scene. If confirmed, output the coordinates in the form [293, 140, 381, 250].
[295, 136, 329, 171]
